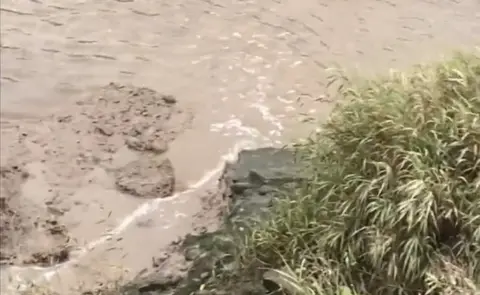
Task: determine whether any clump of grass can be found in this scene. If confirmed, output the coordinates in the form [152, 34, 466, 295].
[242, 51, 480, 295]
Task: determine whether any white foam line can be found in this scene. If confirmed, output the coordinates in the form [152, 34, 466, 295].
[8, 139, 260, 290]
[250, 102, 284, 135]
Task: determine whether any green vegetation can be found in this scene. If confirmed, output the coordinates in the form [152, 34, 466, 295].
[208, 52, 480, 295]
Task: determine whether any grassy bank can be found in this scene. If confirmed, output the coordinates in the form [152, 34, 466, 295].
[209, 52, 480, 295]
[21, 52, 480, 295]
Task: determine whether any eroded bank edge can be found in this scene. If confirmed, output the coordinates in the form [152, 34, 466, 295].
[5, 139, 262, 293]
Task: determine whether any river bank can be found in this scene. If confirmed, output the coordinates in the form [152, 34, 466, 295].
[2, 1, 480, 294]
[106, 52, 480, 295]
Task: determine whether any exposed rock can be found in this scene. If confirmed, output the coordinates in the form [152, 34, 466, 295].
[223, 147, 303, 231]
[120, 271, 183, 295]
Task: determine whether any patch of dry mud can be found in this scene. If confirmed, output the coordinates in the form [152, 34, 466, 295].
[115, 156, 175, 198]
[0, 83, 192, 268]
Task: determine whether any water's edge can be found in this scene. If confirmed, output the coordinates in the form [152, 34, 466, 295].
[119, 147, 304, 295]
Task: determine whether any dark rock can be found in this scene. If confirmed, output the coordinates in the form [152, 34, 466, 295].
[120, 271, 183, 295]
[224, 148, 304, 231]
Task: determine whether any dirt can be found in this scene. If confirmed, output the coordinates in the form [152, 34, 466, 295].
[115, 156, 175, 198]
[0, 163, 71, 267]
[0, 83, 191, 268]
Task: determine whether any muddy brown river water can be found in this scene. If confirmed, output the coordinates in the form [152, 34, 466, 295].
[1, 0, 479, 293]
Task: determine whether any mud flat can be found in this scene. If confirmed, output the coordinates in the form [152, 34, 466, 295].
[0, 164, 70, 267]
[0, 83, 192, 278]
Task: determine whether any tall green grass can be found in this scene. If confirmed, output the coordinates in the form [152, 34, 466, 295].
[242, 52, 480, 295]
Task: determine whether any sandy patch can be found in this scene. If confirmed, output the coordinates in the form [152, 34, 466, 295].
[0, 83, 192, 268]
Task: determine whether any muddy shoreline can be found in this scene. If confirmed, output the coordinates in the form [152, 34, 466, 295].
[0, 83, 193, 284]
[78, 147, 302, 295]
